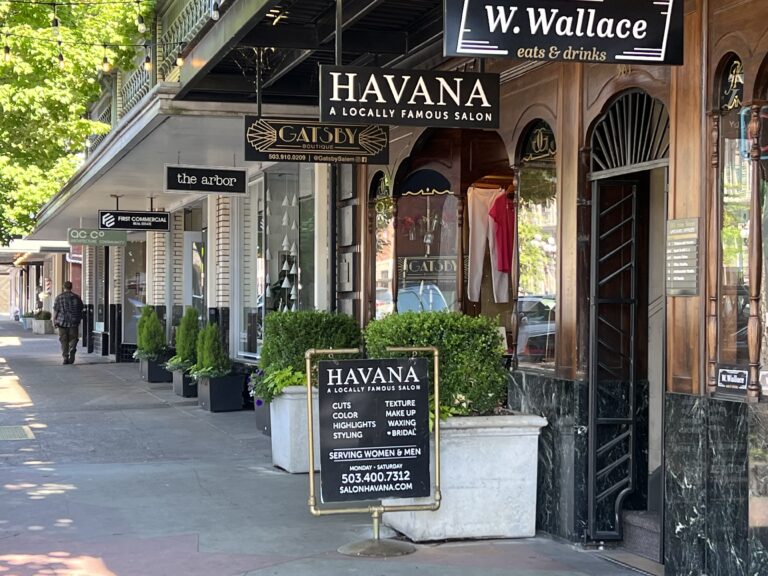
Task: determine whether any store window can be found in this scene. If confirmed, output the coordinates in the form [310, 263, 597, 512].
[237, 164, 315, 359]
[395, 170, 459, 313]
[517, 120, 557, 367]
[123, 240, 146, 344]
[95, 246, 107, 331]
[718, 55, 751, 365]
[372, 173, 395, 318]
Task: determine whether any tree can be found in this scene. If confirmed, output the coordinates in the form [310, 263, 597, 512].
[0, 0, 152, 243]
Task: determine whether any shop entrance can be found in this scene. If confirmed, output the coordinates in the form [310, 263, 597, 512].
[586, 90, 668, 565]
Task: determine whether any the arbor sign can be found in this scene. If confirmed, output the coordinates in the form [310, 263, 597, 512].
[318, 358, 431, 503]
[444, 0, 684, 65]
[319, 65, 500, 129]
[165, 165, 247, 195]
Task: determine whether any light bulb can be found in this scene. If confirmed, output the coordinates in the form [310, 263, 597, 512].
[58, 52, 65, 69]
[211, 1, 220, 20]
[3, 45, 10, 63]
[176, 53, 184, 67]
[143, 54, 152, 71]
[136, 15, 146, 34]
[102, 56, 111, 73]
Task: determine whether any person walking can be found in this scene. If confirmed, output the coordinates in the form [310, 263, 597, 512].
[53, 281, 84, 365]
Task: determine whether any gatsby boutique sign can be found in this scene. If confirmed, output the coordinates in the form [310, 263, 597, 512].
[444, 0, 684, 65]
[319, 65, 500, 129]
[244, 117, 389, 164]
[165, 165, 247, 195]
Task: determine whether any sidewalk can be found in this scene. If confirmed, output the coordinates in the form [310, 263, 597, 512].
[0, 320, 641, 576]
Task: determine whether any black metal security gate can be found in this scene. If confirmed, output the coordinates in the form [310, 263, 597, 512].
[588, 180, 639, 540]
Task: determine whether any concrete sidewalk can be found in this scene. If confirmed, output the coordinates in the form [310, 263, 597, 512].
[0, 320, 640, 576]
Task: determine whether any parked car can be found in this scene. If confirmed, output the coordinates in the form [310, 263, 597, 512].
[397, 283, 448, 313]
[517, 295, 555, 361]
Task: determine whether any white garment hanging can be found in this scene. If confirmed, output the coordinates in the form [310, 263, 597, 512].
[467, 186, 509, 303]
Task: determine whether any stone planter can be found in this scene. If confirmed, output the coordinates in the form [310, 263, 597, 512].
[270, 386, 319, 473]
[32, 319, 55, 334]
[383, 414, 547, 541]
[21, 318, 33, 330]
[172, 369, 197, 397]
[197, 373, 245, 412]
[140, 358, 173, 383]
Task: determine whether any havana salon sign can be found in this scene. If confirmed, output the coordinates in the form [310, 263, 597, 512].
[244, 117, 389, 164]
[319, 65, 500, 129]
[444, 0, 684, 65]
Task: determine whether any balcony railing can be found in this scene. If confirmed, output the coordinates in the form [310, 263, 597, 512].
[87, 104, 113, 155]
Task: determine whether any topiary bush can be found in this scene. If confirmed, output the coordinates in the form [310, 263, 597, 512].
[260, 310, 362, 376]
[166, 307, 200, 371]
[364, 311, 508, 416]
[34, 310, 52, 320]
[134, 306, 166, 360]
[190, 323, 231, 379]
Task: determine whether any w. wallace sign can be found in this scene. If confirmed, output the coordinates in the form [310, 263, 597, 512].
[444, 0, 684, 65]
[319, 65, 500, 129]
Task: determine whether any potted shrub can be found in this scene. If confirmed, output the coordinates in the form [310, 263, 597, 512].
[365, 311, 547, 541]
[190, 323, 244, 412]
[260, 310, 361, 473]
[166, 307, 199, 397]
[133, 306, 172, 383]
[21, 311, 35, 330]
[248, 368, 270, 436]
[32, 310, 55, 334]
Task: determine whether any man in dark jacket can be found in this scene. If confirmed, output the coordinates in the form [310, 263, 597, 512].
[53, 281, 84, 365]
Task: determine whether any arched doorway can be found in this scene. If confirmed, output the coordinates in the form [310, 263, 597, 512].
[585, 90, 669, 557]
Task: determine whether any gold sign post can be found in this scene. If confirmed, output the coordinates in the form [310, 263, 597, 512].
[305, 346, 442, 557]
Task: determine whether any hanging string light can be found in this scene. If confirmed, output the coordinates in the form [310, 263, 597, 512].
[51, 3, 60, 34]
[175, 42, 184, 67]
[135, 0, 145, 33]
[57, 39, 64, 68]
[142, 41, 150, 71]
[210, 0, 219, 21]
[101, 44, 111, 72]
[3, 33, 10, 63]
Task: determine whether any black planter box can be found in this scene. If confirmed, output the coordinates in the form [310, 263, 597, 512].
[172, 370, 197, 397]
[140, 358, 173, 383]
[254, 400, 271, 436]
[198, 374, 245, 412]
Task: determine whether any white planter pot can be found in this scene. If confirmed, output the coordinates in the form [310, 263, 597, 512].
[270, 386, 320, 473]
[32, 319, 54, 334]
[383, 414, 547, 541]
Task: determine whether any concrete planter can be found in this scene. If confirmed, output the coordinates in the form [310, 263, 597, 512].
[32, 319, 55, 334]
[270, 386, 320, 473]
[383, 414, 547, 541]
[21, 318, 33, 330]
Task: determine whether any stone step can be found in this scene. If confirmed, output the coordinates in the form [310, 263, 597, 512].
[621, 510, 662, 563]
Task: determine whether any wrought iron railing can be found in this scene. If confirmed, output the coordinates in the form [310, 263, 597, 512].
[120, 66, 151, 116]
[87, 104, 113, 154]
[158, 0, 210, 80]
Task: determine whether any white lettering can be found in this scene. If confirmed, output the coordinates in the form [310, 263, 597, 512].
[330, 72, 357, 102]
[485, 6, 517, 33]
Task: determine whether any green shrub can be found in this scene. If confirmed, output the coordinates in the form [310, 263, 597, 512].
[251, 367, 306, 403]
[34, 310, 52, 320]
[364, 312, 508, 416]
[260, 310, 362, 375]
[21, 311, 36, 318]
[166, 307, 200, 371]
[134, 306, 166, 361]
[190, 323, 231, 379]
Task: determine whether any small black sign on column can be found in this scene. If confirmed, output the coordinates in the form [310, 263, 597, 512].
[717, 364, 748, 394]
[318, 358, 431, 503]
[165, 165, 247, 195]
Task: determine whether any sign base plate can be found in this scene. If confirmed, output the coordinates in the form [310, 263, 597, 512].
[337, 538, 416, 557]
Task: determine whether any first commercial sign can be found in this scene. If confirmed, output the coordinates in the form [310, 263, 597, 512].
[99, 210, 170, 232]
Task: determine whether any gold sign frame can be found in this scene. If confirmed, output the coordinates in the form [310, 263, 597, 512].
[304, 346, 442, 557]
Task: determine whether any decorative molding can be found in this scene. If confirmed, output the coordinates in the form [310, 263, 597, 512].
[747, 104, 763, 401]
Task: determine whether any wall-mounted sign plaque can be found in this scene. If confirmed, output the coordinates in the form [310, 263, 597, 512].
[244, 117, 389, 165]
[98, 210, 170, 232]
[666, 218, 698, 296]
[318, 358, 431, 503]
[717, 364, 748, 393]
[319, 65, 500, 129]
[67, 228, 127, 246]
[165, 165, 247, 195]
[444, 0, 684, 66]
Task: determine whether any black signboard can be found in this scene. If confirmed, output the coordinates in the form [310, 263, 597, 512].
[318, 358, 431, 503]
[165, 165, 247, 195]
[666, 218, 699, 296]
[444, 0, 684, 66]
[319, 65, 500, 129]
[717, 364, 748, 393]
[244, 117, 389, 165]
[98, 210, 170, 232]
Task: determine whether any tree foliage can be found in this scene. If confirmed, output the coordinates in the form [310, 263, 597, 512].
[0, 0, 152, 242]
